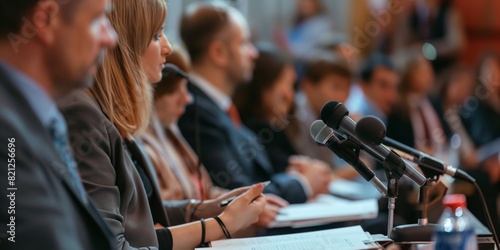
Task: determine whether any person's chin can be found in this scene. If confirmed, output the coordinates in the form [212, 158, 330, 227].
[150, 76, 161, 84]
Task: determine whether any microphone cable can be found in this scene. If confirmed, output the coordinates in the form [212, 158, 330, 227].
[473, 181, 499, 248]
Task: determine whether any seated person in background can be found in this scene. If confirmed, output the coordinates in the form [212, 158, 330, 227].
[178, 1, 329, 203]
[433, 63, 476, 167]
[459, 53, 500, 234]
[386, 55, 452, 226]
[349, 53, 400, 124]
[387, 56, 450, 158]
[142, 47, 287, 229]
[233, 45, 331, 192]
[288, 54, 360, 180]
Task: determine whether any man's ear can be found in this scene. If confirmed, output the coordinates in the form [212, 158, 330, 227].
[207, 39, 229, 68]
[32, 0, 61, 45]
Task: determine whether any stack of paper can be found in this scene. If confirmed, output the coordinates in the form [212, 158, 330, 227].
[268, 194, 378, 228]
[329, 178, 383, 200]
[197, 225, 381, 250]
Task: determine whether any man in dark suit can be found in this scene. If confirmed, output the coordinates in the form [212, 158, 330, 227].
[0, 0, 117, 249]
[178, 2, 330, 204]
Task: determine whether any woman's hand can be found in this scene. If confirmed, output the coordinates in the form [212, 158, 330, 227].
[255, 194, 289, 228]
[218, 183, 266, 234]
[194, 187, 250, 219]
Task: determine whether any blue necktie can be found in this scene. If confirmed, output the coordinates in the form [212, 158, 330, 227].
[48, 115, 88, 203]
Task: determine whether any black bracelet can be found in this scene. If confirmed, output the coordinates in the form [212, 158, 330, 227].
[213, 216, 232, 239]
[200, 218, 206, 246]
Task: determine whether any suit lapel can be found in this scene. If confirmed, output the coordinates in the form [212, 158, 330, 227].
[188, 83, 275, 176]
[0, 69, 114, 243]
[125, 138, 169, 225]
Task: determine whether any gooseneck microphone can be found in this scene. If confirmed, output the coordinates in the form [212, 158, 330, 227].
[355, 116, 476, 183]
[320, 101, 427, 187]
[310, 120, 387, 196]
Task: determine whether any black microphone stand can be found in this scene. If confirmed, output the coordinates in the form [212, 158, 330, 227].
[385, 171, 398, 237]
[390, 170, 445, 243]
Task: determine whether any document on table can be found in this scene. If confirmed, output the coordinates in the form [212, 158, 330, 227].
[329, 178, 383, 200]
[203, 225, 376, 250]
[268, 194, 378, 228]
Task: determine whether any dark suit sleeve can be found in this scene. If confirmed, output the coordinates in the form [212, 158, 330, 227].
[178, 99, 307, 204]
[59, 96, 159, 250]
[179, 108, 255, 189]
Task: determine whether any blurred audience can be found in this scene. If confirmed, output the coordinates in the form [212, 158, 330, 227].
[386, 56, 450, 226]
[349, 53, 400, 124]
[178, 1, 329, 203]
[234, 45, 332, 199]
[433, 63, 476, 167]
[142, 47, 287, 230]
[459, 53, 500, 233]
[387, 56, 449, 158]
[287, 55, 361, 180]
[275, 0, 334, 61]
[393, 0, 465, 73]
[234, 45, 296, 172]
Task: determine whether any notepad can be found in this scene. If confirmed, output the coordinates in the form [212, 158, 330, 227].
[203, 225, 377, 250]
[267, 194, 378, 228]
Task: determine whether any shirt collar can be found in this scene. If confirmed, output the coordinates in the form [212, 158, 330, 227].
[0, 60, 59, 129]
[189, 72, 232, 111]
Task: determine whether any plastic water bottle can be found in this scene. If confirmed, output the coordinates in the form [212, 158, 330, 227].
[433, 194, 478, 250]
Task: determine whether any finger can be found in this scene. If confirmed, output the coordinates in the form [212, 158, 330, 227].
[266, 204, 280, 215]
[265, 194, 289, 207]
[220, 186, 250, 200]
[237, 183, 264, 204]
[250, 193, 267, 207]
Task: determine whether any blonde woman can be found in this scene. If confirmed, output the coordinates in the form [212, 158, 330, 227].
[58, 0, 265, 249]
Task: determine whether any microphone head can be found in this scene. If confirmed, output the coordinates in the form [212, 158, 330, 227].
[320, 101, 349, 129]
[310, 120, 334, 144]
[355, 116, 386, 145]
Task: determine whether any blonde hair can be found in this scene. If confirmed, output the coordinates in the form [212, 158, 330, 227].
[90, 0, 167, 139]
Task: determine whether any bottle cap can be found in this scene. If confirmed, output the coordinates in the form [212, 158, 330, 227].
[442, 194, 467, 210]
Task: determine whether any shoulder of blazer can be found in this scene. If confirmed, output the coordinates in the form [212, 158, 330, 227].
[0, 72, 91, 205]
[0, 72, 115, 248]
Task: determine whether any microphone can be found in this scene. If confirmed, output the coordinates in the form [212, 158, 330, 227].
[320, 101, 427, 187]
[310, 120, 388, 196]
[355, 116, 476, 183]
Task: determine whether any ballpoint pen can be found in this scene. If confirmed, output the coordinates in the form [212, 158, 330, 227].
[218, 181, 271, 207]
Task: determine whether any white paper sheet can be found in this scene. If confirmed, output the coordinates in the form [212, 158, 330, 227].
[267, 195, 378, 228]
[208, 225, 374, 250]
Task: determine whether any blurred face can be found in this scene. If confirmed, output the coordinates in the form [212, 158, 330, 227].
[480, 58, 500, 96]
[261, 65, 296, 120]
[306, 73, 351, 115]
[363, 67, 400, 115]
[50, 0, 117, 97]
[447, 72, 475, 105]
[225, 16, 258, 86]
[143, 30, 173, 84]
[298, 0, 320, 19]
[409, 59, 435, 95]
[154, 79, 192, 126]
